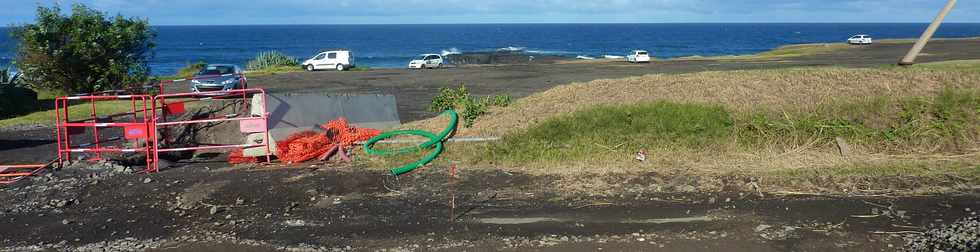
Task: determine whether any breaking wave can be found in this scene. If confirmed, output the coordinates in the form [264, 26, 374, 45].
[497, 46, 526, 52]
[441, 48, 461, 56]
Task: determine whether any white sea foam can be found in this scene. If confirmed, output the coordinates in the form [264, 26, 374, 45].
[526, 50, 576, 55]
[497, 46, 526, 52]
[603, 55, 625, 59]
[440, 48, 461, 56]
[575, 55, 596, 60]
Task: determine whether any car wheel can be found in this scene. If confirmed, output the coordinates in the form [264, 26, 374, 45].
[336, 64, 345, 71]
[306, 65, 315, 71]
[437, 63, 443, 68]
[420, 64, 426, 69]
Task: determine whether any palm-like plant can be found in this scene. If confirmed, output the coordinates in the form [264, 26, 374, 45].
[0, 66, 20, 86]
[246, 51, 299, 70]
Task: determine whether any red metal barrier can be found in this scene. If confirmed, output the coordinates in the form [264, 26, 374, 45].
[153, 73, 249, 142]
[151, 88, 270, 173]
[0, 163, 49, 185]
[55, 95, 156, 171]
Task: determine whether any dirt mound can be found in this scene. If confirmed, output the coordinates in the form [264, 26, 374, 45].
[404, 67, 980, 137]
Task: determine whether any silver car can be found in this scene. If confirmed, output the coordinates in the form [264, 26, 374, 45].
[190, 64, 246, 92]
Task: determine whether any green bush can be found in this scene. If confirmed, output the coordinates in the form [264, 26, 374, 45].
[0, 85, 39, 119]
[246, 51, 299, 70]
[429, 84, 512, 127]
[12, 4, 155, 93]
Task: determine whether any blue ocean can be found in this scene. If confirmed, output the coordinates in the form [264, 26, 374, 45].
[2, 23, 980, 75]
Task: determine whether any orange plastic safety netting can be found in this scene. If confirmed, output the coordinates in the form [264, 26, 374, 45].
[228, 149, 259, 164]
[275, 118, 381, 164]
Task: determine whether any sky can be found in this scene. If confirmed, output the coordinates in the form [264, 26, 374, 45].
[0, 0, 978, 25]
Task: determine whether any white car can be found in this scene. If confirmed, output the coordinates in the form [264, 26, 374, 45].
[303, 50, 355, 71]
[847, 34, 873, 45]
[408, 54, 444, 69]
[626, 50, 651, 63]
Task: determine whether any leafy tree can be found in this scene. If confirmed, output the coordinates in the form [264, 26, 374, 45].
[11, 4, 155, 94]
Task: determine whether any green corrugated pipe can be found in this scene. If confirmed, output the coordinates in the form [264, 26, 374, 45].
[364, 110, 458, 175]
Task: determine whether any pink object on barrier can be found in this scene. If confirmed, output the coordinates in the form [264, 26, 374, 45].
[124, 125, 149, 140]
[239, 118, 267, 133]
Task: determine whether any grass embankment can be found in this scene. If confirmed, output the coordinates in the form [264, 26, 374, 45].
[0, 91, 136, 128]
[680, 37, 980, 61]
[493, 89, 979, 170]
[399, 62, 980, 194]
[244, 66, 305, 77]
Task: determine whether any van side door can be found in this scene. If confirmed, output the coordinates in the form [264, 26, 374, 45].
[327, 52, 339, 67]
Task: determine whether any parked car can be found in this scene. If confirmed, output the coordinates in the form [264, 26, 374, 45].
[190, 64, 245, 92]
[847, 34, 873, 45]
[408, 54, 444, 69]
[626, 50, 651, 63]
[303, 50, 355, 71]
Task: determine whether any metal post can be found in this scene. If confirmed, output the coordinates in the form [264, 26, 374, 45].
[90, 98, 102, 160]
[55, 99, 63, 168]
[899, 0, 957, 65]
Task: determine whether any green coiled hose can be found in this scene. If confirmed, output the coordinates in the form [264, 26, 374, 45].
[364, 110, 458, 175]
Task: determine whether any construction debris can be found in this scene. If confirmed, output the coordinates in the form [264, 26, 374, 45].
[241, 118, 380, 164]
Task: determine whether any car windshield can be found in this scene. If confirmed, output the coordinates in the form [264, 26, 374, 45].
[198, 66, 235, 76]
[637, 52, 648, 55]
[416, 55, 430, 60]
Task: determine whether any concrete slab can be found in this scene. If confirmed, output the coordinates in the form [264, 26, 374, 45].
[243, 93, 400, 157]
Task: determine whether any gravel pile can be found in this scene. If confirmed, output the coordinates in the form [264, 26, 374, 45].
[0, 160, 133, 215]
[905, 215, 979, 252]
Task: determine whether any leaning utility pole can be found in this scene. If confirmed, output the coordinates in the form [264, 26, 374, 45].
[899, 0, 957, 65]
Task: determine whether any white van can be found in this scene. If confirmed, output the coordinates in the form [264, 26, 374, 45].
[303, 50, 355, 71]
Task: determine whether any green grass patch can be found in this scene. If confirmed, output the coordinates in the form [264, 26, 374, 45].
[244, 65, 304, 77]
[756, 43, 851, 58]
[491, 88, 980, 164]
[429, 85, 512, 128]
[0, 100, 136, 128]
[677, 43, 851, 61]
[493, 102, 733, 163]
[741, 88, 980, 152]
